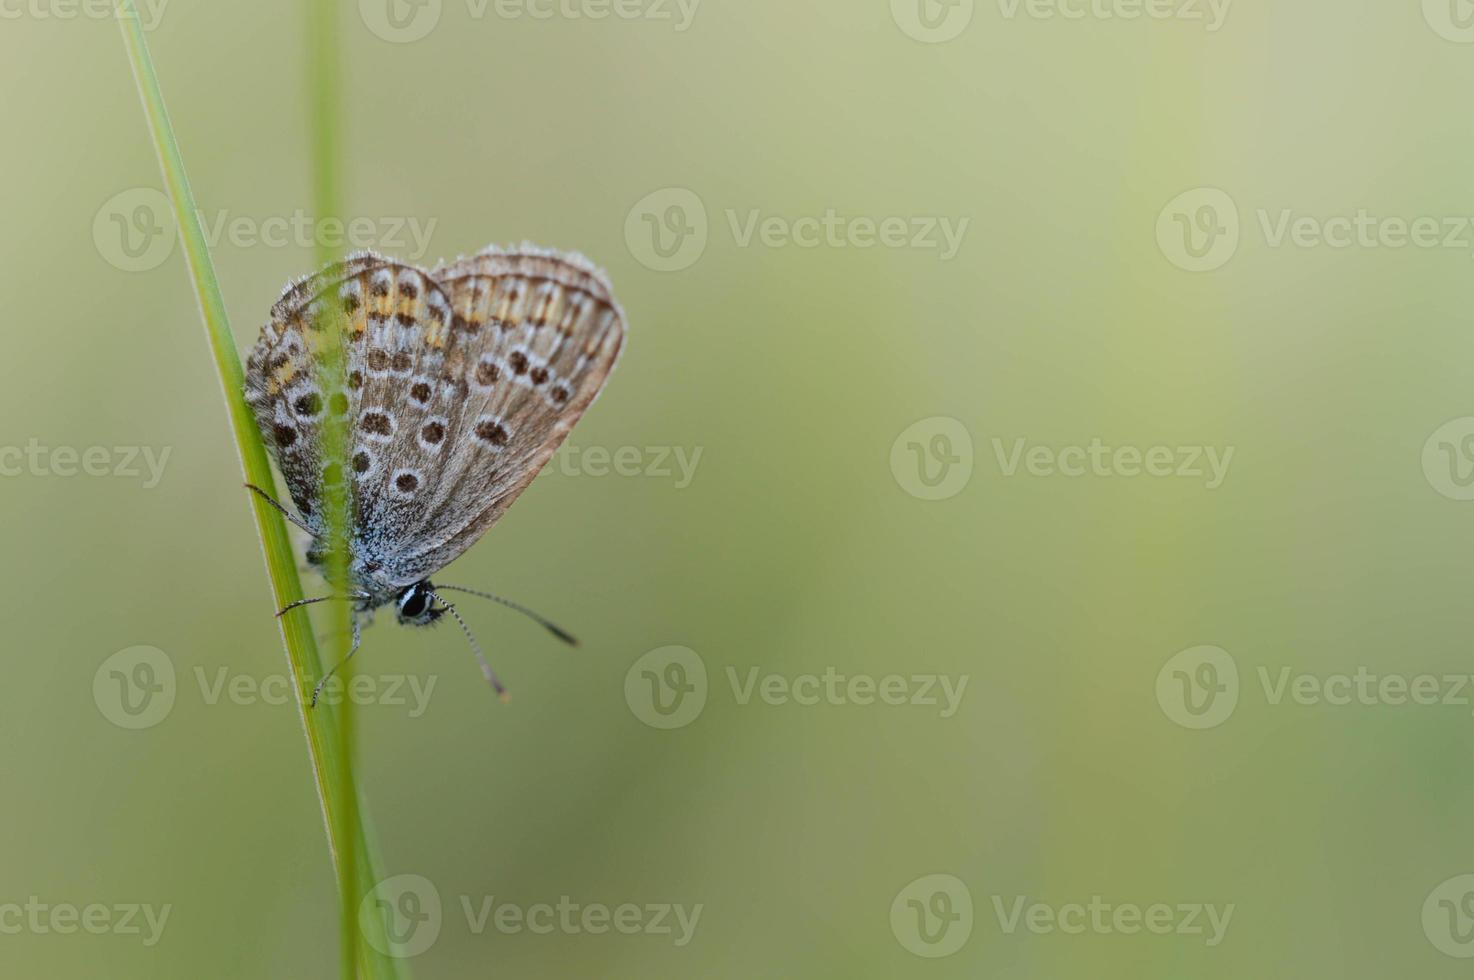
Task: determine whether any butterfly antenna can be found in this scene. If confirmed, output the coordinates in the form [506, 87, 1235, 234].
[433, 585, 580, 647]
[428, 592, 510, 703]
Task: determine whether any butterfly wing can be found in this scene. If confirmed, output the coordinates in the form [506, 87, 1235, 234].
[244, 251, 400, 527]
[244, 244, 625, 588]
[382, 245, 625, 584]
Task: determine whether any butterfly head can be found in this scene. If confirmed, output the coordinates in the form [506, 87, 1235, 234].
[395, 581, 447, 627]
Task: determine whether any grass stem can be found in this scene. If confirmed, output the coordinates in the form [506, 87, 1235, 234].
[116, 5, 407, 976]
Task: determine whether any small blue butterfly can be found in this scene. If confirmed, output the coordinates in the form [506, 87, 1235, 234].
[244, 244, 626, 705]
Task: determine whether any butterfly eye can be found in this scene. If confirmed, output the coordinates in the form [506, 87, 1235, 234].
[398, 589, 429, 620]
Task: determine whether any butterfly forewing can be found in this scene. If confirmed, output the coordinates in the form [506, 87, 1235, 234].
[244, 244, 625, 589]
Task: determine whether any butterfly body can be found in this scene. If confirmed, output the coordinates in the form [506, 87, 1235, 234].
[243, 244, 625, 694]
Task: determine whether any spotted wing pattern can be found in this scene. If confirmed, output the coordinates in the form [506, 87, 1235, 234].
[244, 244, 626, 589]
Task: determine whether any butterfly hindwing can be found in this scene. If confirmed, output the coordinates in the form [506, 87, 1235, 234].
[243, 256, 383, 527]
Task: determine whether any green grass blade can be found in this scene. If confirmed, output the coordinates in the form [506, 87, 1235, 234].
[303, 1, 362, 978]
[115, 4, 408, 976]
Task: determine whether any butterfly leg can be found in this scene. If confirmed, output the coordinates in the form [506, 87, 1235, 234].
[277, 593, 372, 618]
[244, 483, 319, 538]
[310, 616, 363, 709]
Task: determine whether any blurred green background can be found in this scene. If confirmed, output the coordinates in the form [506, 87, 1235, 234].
[5, 0, 1474, 976]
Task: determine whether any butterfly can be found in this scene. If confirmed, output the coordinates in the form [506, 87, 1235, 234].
[243, 244, 626, 705]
